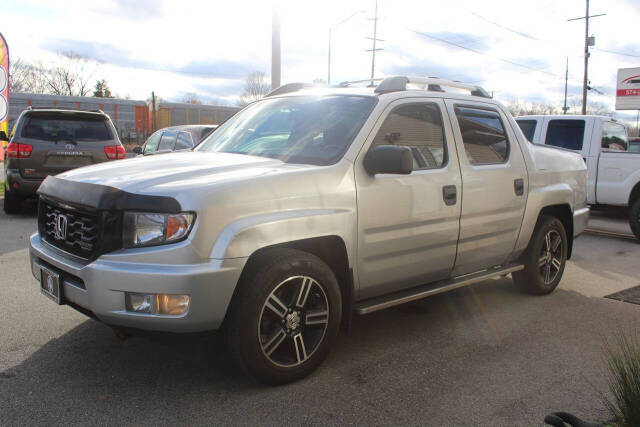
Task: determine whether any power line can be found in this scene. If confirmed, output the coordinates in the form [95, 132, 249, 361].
[468, 9, 640, 59]
[468, 11, 540, 41]
[409, 29, 560, 78]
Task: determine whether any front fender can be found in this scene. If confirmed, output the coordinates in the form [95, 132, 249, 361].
[210, 208, 356, 265]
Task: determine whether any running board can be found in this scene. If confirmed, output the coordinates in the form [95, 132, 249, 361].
[355, 264, 524, 315]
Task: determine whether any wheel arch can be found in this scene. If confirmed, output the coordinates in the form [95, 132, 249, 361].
[629, 180, 640, 206]
[537, 204, 574, 259]
[224, 235, 354, 331]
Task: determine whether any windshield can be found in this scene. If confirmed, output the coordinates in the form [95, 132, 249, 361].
[195, 95, 376, 165]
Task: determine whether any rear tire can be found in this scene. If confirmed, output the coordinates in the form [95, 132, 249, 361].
[3, 189, 22, 214]
[225, 248, 342, 385]
[629, 199, 640, 241]
[513, 216, 567, 295]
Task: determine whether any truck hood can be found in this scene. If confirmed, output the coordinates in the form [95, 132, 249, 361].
[57, 151, 311, 195]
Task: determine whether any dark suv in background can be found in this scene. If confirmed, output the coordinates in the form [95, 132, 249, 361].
[3, 109, 125, 214]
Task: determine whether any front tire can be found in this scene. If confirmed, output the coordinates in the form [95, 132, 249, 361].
[513, 216, 568, 295]
[629, 198, 640, 241]
[225, 248, 342, 385]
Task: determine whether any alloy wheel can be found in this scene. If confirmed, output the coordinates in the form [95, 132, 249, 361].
[538, 229, 563, 285]
[258, 275, 329, 368]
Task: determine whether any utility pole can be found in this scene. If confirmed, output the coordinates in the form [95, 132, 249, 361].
[151, 91, 157, 132]
[366, 0, 383, 86]
[568, 0, 605, 115]
[563, 57, 569, 114]
[271, 6, 281, 90]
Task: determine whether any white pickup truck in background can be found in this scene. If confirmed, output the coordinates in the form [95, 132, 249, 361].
[515, 115, 640, 240]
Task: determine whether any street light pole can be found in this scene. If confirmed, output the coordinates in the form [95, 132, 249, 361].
[327, 10, 364, 85]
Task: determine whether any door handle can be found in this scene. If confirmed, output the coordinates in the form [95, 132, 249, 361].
[514, 178, 524, 196]
[442, 185, 457, 206]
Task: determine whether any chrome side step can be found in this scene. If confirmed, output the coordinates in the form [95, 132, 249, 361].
[355, 264, 524, 315]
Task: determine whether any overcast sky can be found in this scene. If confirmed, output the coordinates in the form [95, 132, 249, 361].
[3, 0, 640, 123]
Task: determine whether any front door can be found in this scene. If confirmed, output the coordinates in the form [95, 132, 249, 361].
[355, 98, 462, 299]
[444, 100, 528, 276]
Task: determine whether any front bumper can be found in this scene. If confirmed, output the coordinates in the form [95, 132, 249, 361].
[573, 206, 589, 237]
[29, 233, 246, 333]
[5, 169, 43, 197]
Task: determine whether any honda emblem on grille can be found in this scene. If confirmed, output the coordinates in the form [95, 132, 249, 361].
[54, 214, 68, 240]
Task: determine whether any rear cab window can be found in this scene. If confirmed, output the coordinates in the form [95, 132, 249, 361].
[515, 119, 537, 142]
[601, 122, 628, 151]
[21, 114, 112, 142]
[545, 119, 585, 151]
[455, 107, 509, 165]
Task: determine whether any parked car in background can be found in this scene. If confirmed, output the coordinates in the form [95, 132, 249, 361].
[3, 108, 125, 214]
[29, 76, 588, 384]
[515, 115, 640, 239]
[133, 125, 217, 156]
[629, 137, 640, 153]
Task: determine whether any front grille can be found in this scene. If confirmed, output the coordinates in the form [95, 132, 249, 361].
[39, 200, 100, 259]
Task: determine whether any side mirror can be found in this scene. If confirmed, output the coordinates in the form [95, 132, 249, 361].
[0, 131, 7, 142]
[364, 145, 413, 175]
[132, 146, 142, 155]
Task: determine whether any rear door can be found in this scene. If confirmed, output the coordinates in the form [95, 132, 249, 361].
[445, 100, 528, 276]
[17, 112, 118, 179]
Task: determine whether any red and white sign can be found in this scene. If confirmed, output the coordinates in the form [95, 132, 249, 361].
[616, 67, 640, 110]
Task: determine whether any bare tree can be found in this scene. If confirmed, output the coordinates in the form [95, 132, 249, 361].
[237, 71, 271, 107]
[506, 100, 560, 116]
[181, 92, 203, 104]
[44, 51, 97, 97]
[9, 58, 48, 94]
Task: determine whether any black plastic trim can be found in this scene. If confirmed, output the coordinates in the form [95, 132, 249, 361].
[38, 175, 182, 213]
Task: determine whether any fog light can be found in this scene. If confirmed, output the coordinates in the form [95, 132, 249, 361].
[157, 294, 190, 315]
[125, 293, 190, 316]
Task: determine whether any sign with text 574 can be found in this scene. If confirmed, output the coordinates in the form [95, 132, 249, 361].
[616, 67, 640, 110]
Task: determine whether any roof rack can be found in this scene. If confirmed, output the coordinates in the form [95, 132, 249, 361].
[374, 76, 491, 98]
[24, 106, 106, 114]
[263, 76, 491, 99]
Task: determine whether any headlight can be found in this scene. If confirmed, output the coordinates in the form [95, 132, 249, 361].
[123, 212, 195, 248]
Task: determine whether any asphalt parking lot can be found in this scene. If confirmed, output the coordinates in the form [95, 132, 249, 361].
[1, 203, 639, 425]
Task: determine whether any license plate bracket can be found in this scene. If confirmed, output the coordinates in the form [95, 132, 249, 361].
[40, 266, 63, 304]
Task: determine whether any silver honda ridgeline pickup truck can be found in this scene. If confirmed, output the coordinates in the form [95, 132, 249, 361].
[29, 77, 588, 384]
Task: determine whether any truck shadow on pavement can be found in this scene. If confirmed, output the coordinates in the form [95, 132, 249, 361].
[2, 278, 633, 424]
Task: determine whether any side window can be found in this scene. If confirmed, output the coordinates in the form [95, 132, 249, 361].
[158, 131, 177, 151]
[455, 107, 509, 165]
[143, 131, 162, 154]
[175, 131, 193, 150]
[372, 103, 447, 170]
[601, 122, 628, 151]
[516, 119, 537, 142]
[545, 119, 585, 151]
